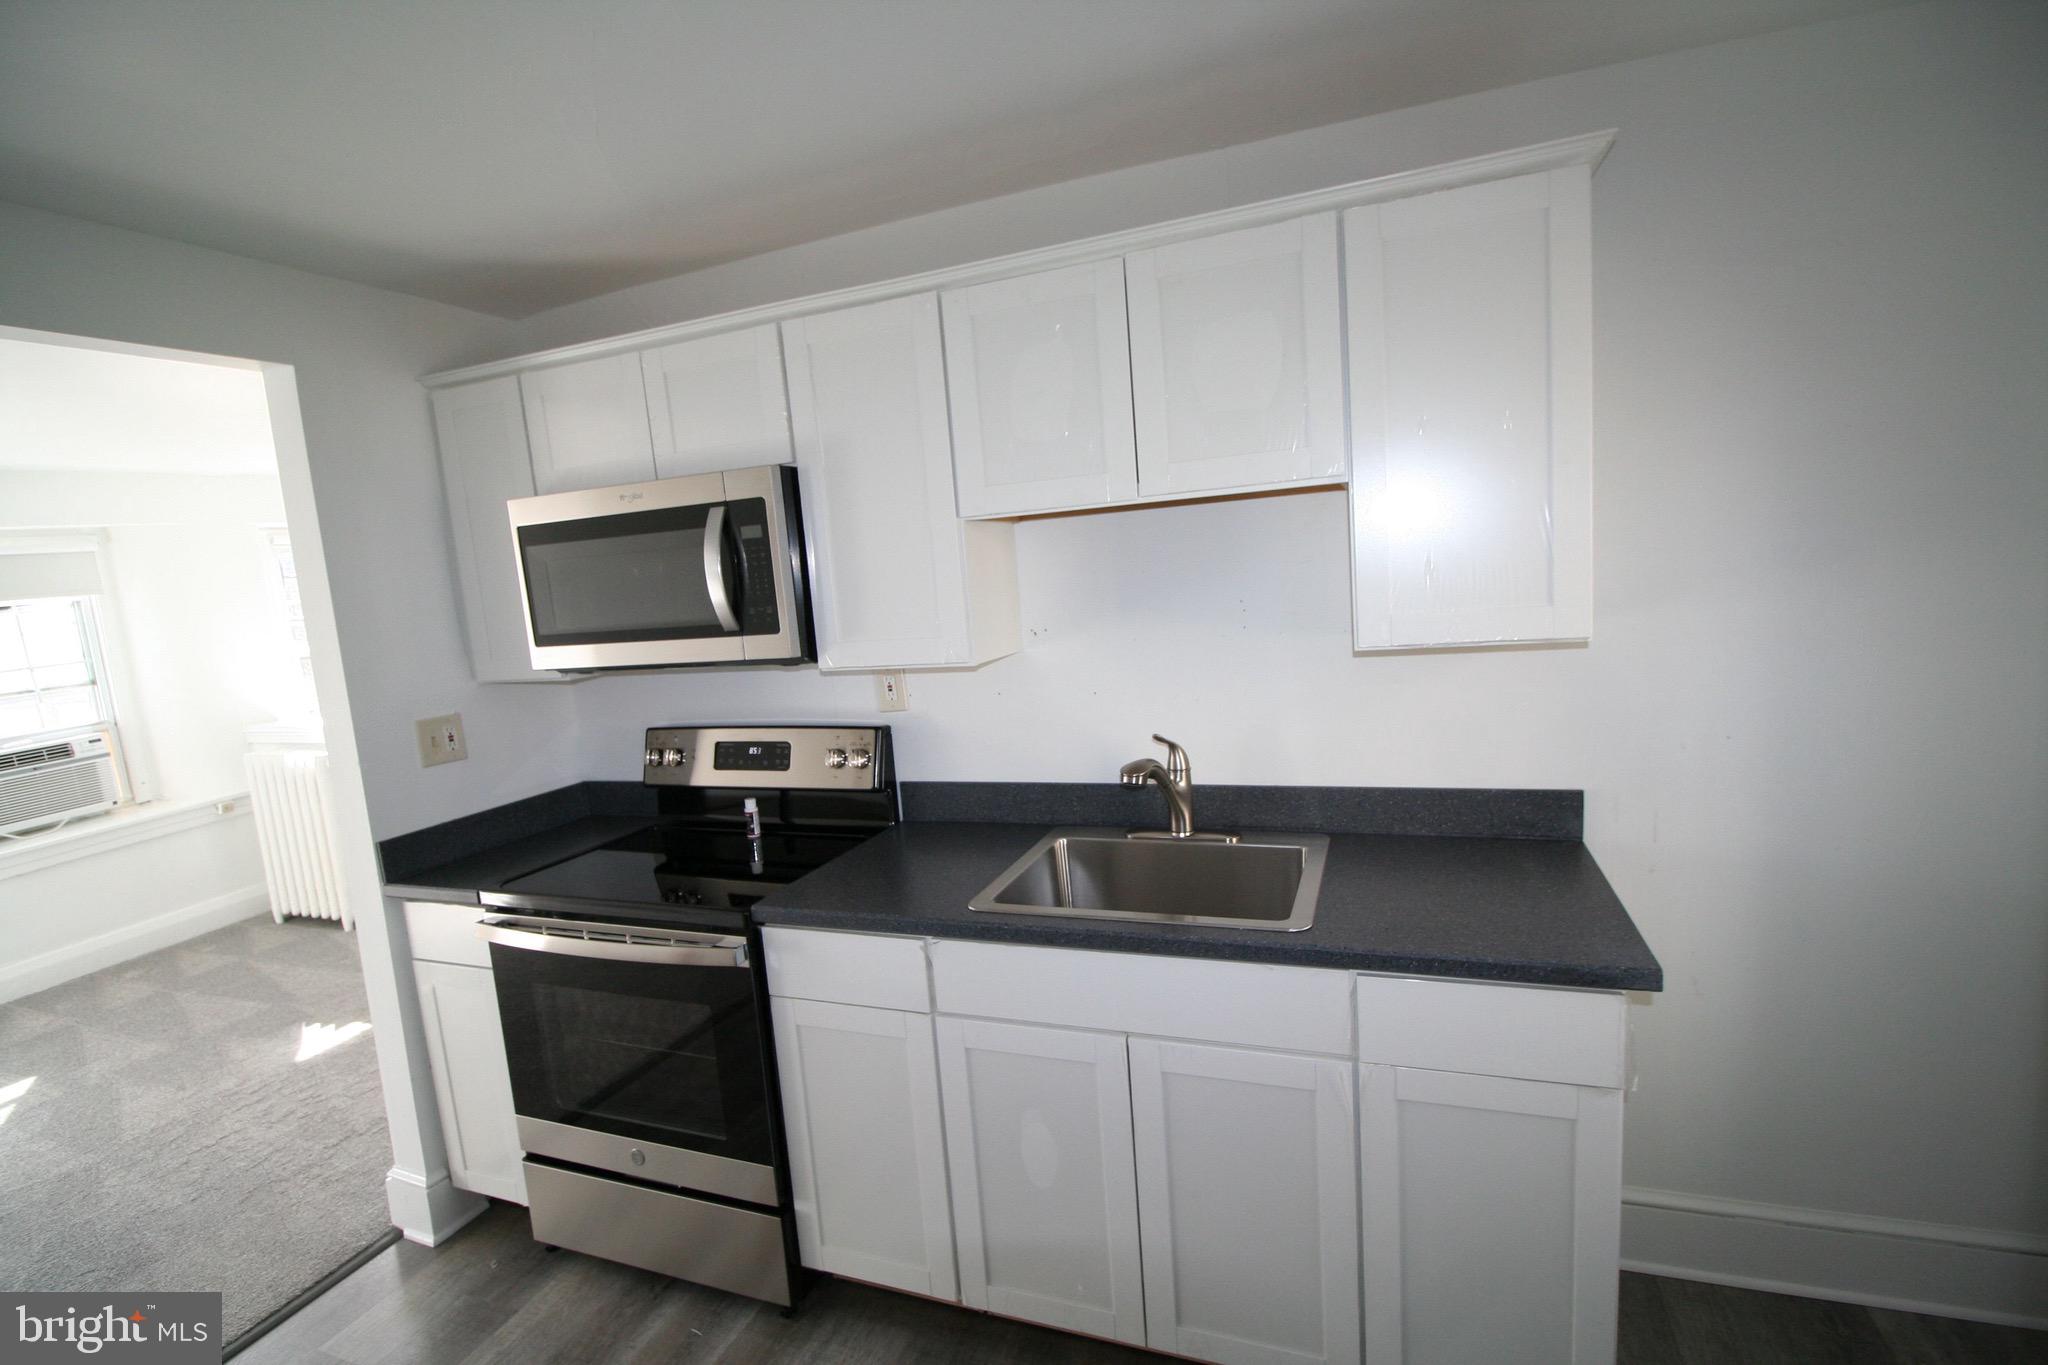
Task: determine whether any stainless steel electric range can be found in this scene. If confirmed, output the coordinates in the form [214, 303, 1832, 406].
[476, 724, 895, 1307]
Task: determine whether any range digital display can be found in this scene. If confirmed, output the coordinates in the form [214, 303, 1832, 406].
[713, 741, 792, 772]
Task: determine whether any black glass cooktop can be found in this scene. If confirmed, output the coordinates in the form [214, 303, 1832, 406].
[494, 822, 872, 913]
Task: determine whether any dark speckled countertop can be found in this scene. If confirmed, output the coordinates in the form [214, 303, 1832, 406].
[380, 780, 1661, 991]
[748, 822, 1661, 990]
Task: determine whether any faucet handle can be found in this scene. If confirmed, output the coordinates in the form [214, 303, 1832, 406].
[1151, 734, 1189, 781]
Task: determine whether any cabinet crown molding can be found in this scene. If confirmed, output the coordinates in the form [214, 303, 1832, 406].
[424, 131, 1617, 390]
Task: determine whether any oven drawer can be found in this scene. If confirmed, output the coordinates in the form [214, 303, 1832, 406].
[524, 1161, 794, 1306]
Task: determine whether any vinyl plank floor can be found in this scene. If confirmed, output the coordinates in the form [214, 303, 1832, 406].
[239, 1204, 2048, 1365]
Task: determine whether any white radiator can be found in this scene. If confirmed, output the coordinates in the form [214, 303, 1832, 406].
[244, 748, 351, 930]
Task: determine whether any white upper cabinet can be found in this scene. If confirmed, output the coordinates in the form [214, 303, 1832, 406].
[642, 325, 794, 478]
[428, 377, 563, 683]
[1126, 213, 1345, 498]
[942, 260, 1137, 516]
[783, 293, 1020, 671]
[519, 352, 657, 493]
[1344, 167, 1593, 649]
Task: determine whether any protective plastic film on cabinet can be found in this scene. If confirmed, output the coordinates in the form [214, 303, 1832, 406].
[1127, 213, 1346, 498]
[1345, 165, 1595, 650]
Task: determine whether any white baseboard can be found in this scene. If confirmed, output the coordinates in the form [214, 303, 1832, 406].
[1623, 1186, 2048, 1329]
[0, 884, 270, 1005]
[385, 1166, 490, 1247]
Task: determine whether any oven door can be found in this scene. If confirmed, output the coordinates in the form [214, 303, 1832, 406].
[507, 467, 808, 670]
[480, 914, 779, 1206]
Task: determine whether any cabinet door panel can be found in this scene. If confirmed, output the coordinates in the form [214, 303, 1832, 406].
[1345, 167, 1592, 648]
[784, 295, 1017, 669]
[1360, 1065, 1622, 1365]
[643, 325, 793, 478]
[1130, 1039, 1359, 1365]
[943, 259, 1137, 516]
[413, 960, 526, 1205]
[520, 353, 657, 493]
[429, 378, 563, 683]
[936, 1017, 1144, 1345]
[771, 999, 956, 1299]
[1127, 214, 1344, 496]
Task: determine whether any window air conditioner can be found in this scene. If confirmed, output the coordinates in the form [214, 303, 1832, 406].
[0, 729, 121, 836]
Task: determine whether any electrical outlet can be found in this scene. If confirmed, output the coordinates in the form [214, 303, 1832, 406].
[416, 713, 467, 767]
[876, 671, 908, 712]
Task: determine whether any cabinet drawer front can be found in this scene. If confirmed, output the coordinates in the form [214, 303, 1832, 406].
[762, 926, 930, 1012]
[931, 940, 1352, 1055]
[1355, 974, 1625, 1088]
[403, 899, 491, 969]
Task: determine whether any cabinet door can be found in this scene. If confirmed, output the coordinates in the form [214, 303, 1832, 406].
[1344, 168, 1593, 649]
[770, 998, 957, 1300]
[1129, 1039, 1359, 1365]
[942, 259, 1137, 516]
[642, 325, 794, 478]
[1359, 1066, 1622, 1365]
[783, 294, 1019, 670]
[413, 959, 526, 1206]
[429, 378, 563, 683]
[1126, 214, 1344, 497]
[519, 352, 657, 493]
[935, 1017, 1144, 1345]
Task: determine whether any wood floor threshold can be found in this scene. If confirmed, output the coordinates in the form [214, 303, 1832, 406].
[224, 1226, 403, 1360]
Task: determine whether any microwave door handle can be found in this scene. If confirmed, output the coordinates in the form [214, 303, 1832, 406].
[702, 504, 740, 634]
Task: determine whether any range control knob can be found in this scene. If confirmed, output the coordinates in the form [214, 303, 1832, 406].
[643, 747, 662, 767]
[661, 748, 686, 767]
[847, 747, 873, 770]
[824, 748, 848, 769]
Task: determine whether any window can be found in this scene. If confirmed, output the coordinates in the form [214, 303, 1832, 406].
[0, 596, 116, 745]
[263, 527, 315, 690]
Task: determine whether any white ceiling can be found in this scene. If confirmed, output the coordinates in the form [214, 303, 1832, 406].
[0, 0, 1898, 319]
[0, 338, 277, 476]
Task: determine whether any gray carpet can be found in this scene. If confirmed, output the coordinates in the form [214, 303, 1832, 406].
[0, 914, 393, 1345]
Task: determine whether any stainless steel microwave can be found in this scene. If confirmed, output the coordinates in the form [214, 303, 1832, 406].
[506, 465, 814, 670]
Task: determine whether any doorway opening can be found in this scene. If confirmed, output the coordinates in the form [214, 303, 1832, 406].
[0, 325, 396, 1347]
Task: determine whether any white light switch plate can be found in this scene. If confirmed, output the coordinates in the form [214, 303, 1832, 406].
[416, 713, 467, 766]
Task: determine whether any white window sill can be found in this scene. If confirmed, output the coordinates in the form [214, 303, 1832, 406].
[0, 795, 251, 882]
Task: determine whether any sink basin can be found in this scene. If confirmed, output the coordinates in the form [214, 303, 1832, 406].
[968, 827, 1328, 932]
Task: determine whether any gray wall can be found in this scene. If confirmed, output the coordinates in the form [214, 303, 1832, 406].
[0, 203, 588, 838]
[513, 0, 2048, 1276]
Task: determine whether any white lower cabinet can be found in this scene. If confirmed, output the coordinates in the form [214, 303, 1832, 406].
[411, 958, 526, 1205]
[1129, 1038, 1360, 1365]
[1360, 1065, 1623, 1365]
[763, 929, 1628, 1365]
[770, 997, 957, 1300]
[935, 1017, 1147, 1345]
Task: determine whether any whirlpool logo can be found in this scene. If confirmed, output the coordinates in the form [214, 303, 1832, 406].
[4, 1293, 220, 1362]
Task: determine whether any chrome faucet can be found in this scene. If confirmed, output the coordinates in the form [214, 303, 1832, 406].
[1120, 734, 1196, 838]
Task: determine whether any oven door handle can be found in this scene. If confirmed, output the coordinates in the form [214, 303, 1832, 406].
[479, 917, 750, 969]
[702, 504, 740, 634]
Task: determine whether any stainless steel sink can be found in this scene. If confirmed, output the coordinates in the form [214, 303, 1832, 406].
[967, 827, 1328, 932]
